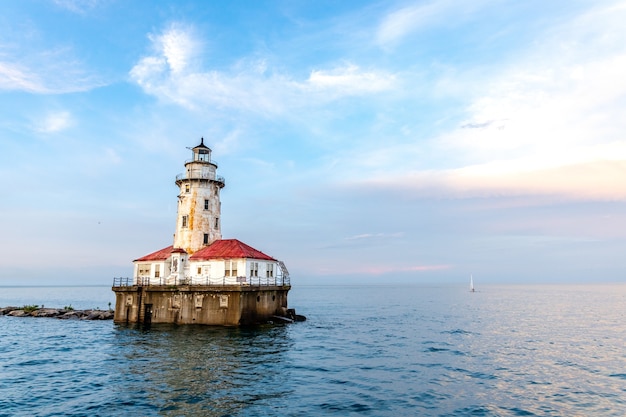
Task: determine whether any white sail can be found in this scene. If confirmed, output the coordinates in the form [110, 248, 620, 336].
[470, 275, 475, 292]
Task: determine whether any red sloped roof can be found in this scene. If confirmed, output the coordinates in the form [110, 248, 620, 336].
[134, 245, 187, 262]
[189, 239, 276, 261]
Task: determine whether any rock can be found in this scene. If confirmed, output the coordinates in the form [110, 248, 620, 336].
[0, 307, 18, 315]
[1, 306, 114, 321]
[85, 311, 101, 320]
[58, 311, 81, 320]
[32, 309, 60, 318]
[99, 311, 114, 320]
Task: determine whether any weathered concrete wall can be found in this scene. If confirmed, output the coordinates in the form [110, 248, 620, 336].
[113, 285, 290, 326]
[174, 159, 223, 254]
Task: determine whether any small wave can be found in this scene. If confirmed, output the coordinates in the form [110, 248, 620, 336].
[425, 346, 450, 352]
[441, 329, 474, 335]
[319, 402, 373, 413]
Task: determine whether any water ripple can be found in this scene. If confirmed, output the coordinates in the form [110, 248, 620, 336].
[2, 284, 626, 416]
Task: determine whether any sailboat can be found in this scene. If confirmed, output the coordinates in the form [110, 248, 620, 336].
[470, 274, 475, 292]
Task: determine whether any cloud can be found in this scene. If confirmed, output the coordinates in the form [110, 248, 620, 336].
[53, 0, 103, 14]
[0, 48, 104, 94]
[318, 263, 451, 276]
[375, 0, 487, 47]
[130, 24, 395, 115]
[345, 232, 404, 241]
[0, 62, 46, 93]
[148, 23, 201, 74]
[307, 64, 395, 95]
[339, 2, 626, 202]
[34, 111, 73, 133]
[352, 159, 626, 202]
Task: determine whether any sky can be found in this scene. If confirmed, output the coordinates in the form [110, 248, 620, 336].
[1, 0, 625, 286]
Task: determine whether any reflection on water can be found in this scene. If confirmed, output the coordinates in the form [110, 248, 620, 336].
[109, 324, 293, 416]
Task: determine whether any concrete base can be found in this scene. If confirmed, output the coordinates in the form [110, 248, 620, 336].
[112, 285, 291, 326]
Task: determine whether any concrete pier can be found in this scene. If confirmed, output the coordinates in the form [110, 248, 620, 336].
[112, 284, 291, 326]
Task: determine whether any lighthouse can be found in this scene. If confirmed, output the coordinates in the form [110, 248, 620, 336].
[173, 138, 224, 254]
[112, 138, 300, 326]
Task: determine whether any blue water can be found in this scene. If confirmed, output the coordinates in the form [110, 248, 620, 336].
[1, 284, 625, 416]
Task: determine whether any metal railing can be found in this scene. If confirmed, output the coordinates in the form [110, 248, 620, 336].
[175, 173, 225, 186]
[112, 275, 290, 288]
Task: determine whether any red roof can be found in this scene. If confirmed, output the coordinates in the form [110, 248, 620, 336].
[190, 239, 276, 261]
[134, 245, 187, 262]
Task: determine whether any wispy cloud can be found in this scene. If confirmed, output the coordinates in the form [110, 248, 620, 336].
[0, 48, 104, 94]
[357, 159, 626, 201]
[307, 64, 395, 95]
[375, 0, 488, 47]
[345, 232, 404, 241]
[34, 111, 73, 133]
[53, 0, 104, 14]
[317, 263, 451, 276]
[130, 24, 395, 115]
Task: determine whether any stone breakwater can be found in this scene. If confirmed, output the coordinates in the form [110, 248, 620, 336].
[0, 306, 113, 320]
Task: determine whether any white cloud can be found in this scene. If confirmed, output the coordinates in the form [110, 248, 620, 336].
[375, 0, 488, 47]
[0, 48, 103, 94]
[306, 64, 395, 94]
[376, 1, 444, 46]
[0, 62, 45, 93]
[35, 111, 73, 133]
[345, 232, 403, 241]
[130, 24, 395, 115]
[148, 23, 201, 74]
[53, 0, 103, 14]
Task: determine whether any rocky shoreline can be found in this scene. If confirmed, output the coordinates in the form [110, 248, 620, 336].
[0, 306, 113, 320]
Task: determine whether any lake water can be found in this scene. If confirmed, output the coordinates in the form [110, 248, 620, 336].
[1, 284, 625, 416]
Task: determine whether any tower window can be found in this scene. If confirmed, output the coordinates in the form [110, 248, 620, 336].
[185, 184, 190, 193]
[203, 233, 209, 245]
[204, 199, 209, 210]
[198, 149, 209, 161]
[182, 215, 188, 228]
[214, 218, 219, 229]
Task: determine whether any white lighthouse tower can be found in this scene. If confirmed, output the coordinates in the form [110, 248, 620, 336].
[173, 138, 225, 254]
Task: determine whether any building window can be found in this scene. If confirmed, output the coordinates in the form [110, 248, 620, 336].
[197, 267, 202, 275]
[138, 264, 150, 277]
[214, 218, 219, 229]
[185, 183, 190, 193]
[204, 199, 209, 210]
[250, 262, 258, 277]
[224, 260, 238, 277]
[203, 233, 209, 245]
[182, 215, 188, 228]
[266, 263, 274, 278]
[154, 264, 160, 278]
